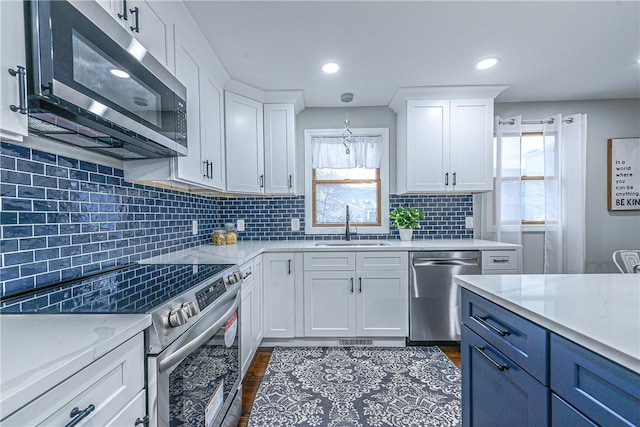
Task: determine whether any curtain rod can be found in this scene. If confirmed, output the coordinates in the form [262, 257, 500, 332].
[499, 118, 574, 126]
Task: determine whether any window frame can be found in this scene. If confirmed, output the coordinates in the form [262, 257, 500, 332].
[304, 128, 390, 235]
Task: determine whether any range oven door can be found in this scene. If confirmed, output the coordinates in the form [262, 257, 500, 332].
[148, 291, 241, 427]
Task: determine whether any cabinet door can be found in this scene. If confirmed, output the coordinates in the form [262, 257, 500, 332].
[461, 326, 549, 427]
[109, 0, 168, 67]
[262, 253, 295, 338]
[449, 99, 493, 192]
[0, 0, 28, 141]
[356, 271, 408, 337]
[104, 390, 146, 427]
[200, 75, 226, 190]
[173, 30, 204, 185]
[240, 280, 254, 378]
[264, 103, 296, 194]
[303, 271, 356, 337]
[405, 100, 449, 192]
[252, 256, 264, 347]
[225, 92, 264, 193]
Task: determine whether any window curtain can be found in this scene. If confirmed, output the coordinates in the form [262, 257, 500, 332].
[312, 135, 382, 169]
[483, 116, 523, 245]
[543, 114, 587, 273]
[484, 114, 587, 273]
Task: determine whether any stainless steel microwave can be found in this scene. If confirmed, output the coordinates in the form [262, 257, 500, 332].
[21, 0, 187, 159]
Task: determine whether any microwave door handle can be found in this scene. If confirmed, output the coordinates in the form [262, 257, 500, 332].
[158, 292, 240, 374]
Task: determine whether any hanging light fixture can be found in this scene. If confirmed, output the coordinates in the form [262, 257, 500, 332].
[341, 92, 353, 154]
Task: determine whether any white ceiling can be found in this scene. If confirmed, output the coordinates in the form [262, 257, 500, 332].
[183, 1, 640, 108]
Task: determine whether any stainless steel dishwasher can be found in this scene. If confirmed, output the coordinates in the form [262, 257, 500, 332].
[409, 251, 481, 343]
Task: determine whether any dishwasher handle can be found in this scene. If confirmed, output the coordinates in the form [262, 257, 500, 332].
[412, 258, 480, 267]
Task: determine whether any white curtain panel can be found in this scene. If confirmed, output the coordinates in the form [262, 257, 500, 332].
[483, 116, 523, 245]
[544, 114, 587, 273]
[312, 135, 382, 169]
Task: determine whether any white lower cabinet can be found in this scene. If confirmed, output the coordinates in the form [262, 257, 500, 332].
[240, 256, 264, 378]
[303, 252, 409, 338]
[262, 252, 297, 338]
[4, 334, 146, 427]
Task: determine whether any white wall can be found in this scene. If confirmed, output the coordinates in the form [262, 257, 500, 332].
[295, 107, 397, 192]
[495, 98, 640, 273]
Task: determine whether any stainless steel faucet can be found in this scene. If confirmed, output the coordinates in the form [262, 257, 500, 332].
[345, 205, 356, 241]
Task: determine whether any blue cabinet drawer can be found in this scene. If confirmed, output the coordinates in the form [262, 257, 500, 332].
[551, 334, 640, 427]
[462, 289, 549, 385]
[552, 394, 597, 426]
[462, 325, 549, 427]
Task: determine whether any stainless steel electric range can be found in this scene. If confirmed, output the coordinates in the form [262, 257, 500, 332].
[0, 263, 245, 427]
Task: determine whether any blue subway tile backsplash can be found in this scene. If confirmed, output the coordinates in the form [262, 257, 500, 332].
[1, 141, 473, 299]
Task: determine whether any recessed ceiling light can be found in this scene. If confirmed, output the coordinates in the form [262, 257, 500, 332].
[476, 57, 500, 70]
[110, 69, 130, 79]
[322, 62, 340, 74]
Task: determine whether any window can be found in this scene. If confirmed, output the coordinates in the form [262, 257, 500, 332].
[493, 131, 557, 225]
[304, 128, 389, 235]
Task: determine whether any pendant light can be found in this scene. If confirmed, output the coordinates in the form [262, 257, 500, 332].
[341, 92, 353, 154]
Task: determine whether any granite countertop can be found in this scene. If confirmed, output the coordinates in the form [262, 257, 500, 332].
[454, 274, 640, 374]
[0, 314, 151, 418]
[141, 238, 521, 266]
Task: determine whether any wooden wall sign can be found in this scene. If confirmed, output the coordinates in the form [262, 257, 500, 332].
[608, 138, 640, 211]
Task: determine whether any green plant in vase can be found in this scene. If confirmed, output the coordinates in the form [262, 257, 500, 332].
[390, 206, 425, 241]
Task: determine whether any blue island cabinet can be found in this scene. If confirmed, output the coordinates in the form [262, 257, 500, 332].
[461, 288, 640, 427]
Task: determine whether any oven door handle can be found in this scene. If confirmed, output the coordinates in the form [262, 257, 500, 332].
[159, 291, 240, 374]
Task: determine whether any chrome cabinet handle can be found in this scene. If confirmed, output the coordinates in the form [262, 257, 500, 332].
[135, 415, 150, 426]
[350, 277, 354, 293]
[445, 172, 449, 186]
[260, 174, 264, 188]
[65, 404, 95, 427]
[289, 174, 293, 189]
[453, 172, 457, 186]
[203, 160, 209, 178]
[473, 345, 508, 371]
[118, 0, 128, 20]
[130, 6, 140, 32]
[472, 315, 510, 336]
[209, 161, 213, 179]
[358, 277, 362, 293]
[288, 259, 291, 275]
[8, 66, 28, 114]
[492, 258, 509, 264]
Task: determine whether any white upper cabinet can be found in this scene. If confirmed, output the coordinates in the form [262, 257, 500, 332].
[264, 103, 296, 195]
[99, 0, 169, 67]
[392, 86, 506, 194]
[200, 77, 226, 190]
[0, 0, 28, 141]
[225, 91, 265, 194]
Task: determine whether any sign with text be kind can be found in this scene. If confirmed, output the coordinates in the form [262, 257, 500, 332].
[608, 138, 640, 211]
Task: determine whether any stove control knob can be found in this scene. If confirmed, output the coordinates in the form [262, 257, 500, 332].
[182, 301, 200, 318]
[227, 274, 237, 285]
[223, 275, 231, 286]
[235, 271, 244, 281]
[168, 307, 189, 327]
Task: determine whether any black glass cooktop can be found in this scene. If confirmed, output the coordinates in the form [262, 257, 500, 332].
[0, 264, 234, 314]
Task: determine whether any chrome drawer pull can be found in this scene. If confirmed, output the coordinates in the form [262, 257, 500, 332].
[492, 258, 509, 263]
[135, 415, 150, 426]
[473, 345, 508, 371]
[472, 314, 511, 336]
[65, 404, 95, 427]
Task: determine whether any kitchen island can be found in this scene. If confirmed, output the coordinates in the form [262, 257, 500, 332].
[455, 274, 639, 426]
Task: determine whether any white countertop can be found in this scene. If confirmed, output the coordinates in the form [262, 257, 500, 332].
[0, 314, 151, 418]
[141, 238, 521, 266]
[454, 274, 640, 374]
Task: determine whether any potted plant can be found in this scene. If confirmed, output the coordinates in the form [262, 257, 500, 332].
[390, 206, 425, 241]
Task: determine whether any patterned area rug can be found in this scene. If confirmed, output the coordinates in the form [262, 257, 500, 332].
[248, 346, 461, 427]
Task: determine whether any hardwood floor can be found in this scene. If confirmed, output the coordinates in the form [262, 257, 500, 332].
[237, 345, 461, 427]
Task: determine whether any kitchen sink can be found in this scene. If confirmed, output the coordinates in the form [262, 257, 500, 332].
[314, 241, 390, 247]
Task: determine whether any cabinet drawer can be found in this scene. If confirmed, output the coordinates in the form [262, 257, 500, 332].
[551, 394, 597, 427]
[551, 334, 640, 427]
[304, 252, 355, 270]
[462, 326, 549, 427]
[462, 289, 548, 384]
[4, 334, 144, 426]
[482, 250, 518, 271]
[356, 252, 408, 271]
